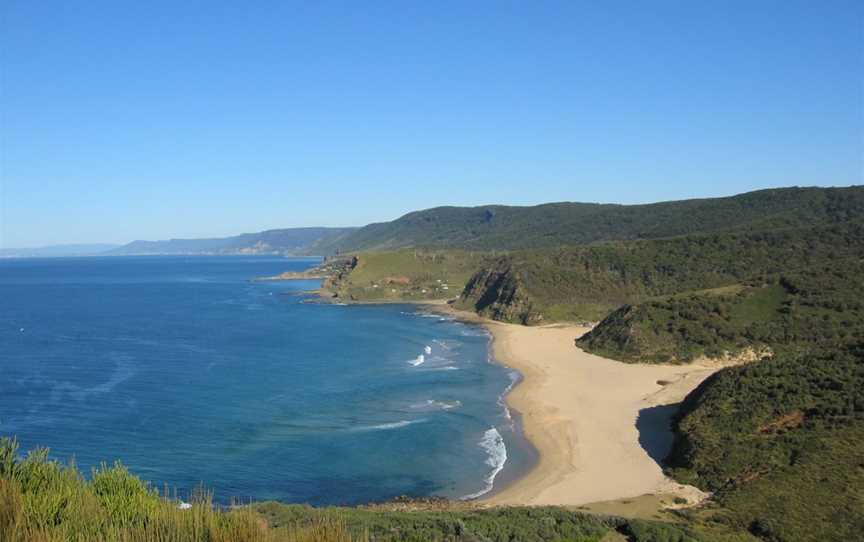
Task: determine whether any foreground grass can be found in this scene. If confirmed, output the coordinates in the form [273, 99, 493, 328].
[0, 438, 360, 542]
[0, 437, 720, 542]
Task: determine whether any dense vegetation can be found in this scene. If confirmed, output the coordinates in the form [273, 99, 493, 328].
[322, 186, 864, 253]
[666, 349, 864, 542]
[1, 437, 712, 542]
[107, 186, 864, 257]
[446, 209, 864, 541]
[458, 221, 864, 325]
[577, 260, 864, 363]
[253, 502, 710, 542]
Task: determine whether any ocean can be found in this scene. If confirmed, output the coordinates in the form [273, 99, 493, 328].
[0, 256, 534, 505]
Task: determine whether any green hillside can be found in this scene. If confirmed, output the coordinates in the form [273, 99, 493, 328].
[577, 261, 864, 363]
[457, 221, 864, 325]
[443, 207, 864, 542]
[323, 249, 491, 303]
[665, 349, 864, 542]
[323, 186, 864, 253]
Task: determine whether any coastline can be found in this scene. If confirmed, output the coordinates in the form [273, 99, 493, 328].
[424, 303, 718, 508]
[306, 287, 719, 509]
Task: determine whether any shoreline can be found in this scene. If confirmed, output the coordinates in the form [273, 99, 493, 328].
[422, 303, 718, 508]
[301, 286, 720, 509]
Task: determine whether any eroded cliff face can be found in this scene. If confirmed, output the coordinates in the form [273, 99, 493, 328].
[459, 259, 542, 325]
[319, 256, 359, 294]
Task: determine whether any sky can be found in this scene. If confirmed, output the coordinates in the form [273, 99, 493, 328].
[1, 1, 862, 247]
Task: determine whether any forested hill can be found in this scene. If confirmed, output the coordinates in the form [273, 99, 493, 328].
[456, 220, 864, 325]
[323, 186, 864, 253]
[109, 227, 356, 256]
[83, 186, 864, 257]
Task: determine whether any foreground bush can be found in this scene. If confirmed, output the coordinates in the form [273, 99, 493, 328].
[0, 436, 713, 541]
[667, 349, 864, 541]
[0, 437, 359, 542]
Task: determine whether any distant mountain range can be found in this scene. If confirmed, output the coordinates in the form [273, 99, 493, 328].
[7, 185, 862, 258]
[2, 228, 356, 258]
[317, 185, 864, 252]
[105, 227, 356, 256]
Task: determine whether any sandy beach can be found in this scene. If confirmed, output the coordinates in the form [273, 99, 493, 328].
[466, 320, 721, 507]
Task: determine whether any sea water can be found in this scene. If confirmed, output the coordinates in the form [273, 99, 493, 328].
[0, 256, 534, 504]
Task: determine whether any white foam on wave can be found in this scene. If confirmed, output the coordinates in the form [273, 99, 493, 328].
[432, 339, 454, 350]
[424, 345, 432, 355]
[461, 427, 507, 500]
[407, 354, 426, 367]
[351, 419, 426, 432]
[409, 399, 461, 411]
[498, 370, 521, 422]
[459, 328, 490, 338]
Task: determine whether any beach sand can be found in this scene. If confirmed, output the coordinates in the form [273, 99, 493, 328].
[466, 320, 719, 507]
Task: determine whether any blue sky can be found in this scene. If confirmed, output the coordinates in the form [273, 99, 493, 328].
[2, 1, 862, 246]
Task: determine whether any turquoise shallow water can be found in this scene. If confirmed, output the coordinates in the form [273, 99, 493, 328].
[0, 256, 533, 505]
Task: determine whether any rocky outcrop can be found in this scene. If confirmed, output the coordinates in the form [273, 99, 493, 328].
[320, 256, 359, 293]
[459, 259, 542, 325]
[254, 256, 358, 284]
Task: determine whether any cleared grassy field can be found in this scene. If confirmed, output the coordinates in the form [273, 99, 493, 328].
[327, 249, 491, 302]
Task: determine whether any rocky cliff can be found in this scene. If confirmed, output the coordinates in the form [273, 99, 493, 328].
[458, 259, 542, 325]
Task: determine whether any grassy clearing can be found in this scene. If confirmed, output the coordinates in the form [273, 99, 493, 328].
[726, 284, 785, 324]
[328, 249, 491, 302]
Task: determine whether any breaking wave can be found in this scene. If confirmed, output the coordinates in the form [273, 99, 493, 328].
[461, 427, 507, 499]
[409, 399, 462, 411]
[350, 419, 426, 432]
